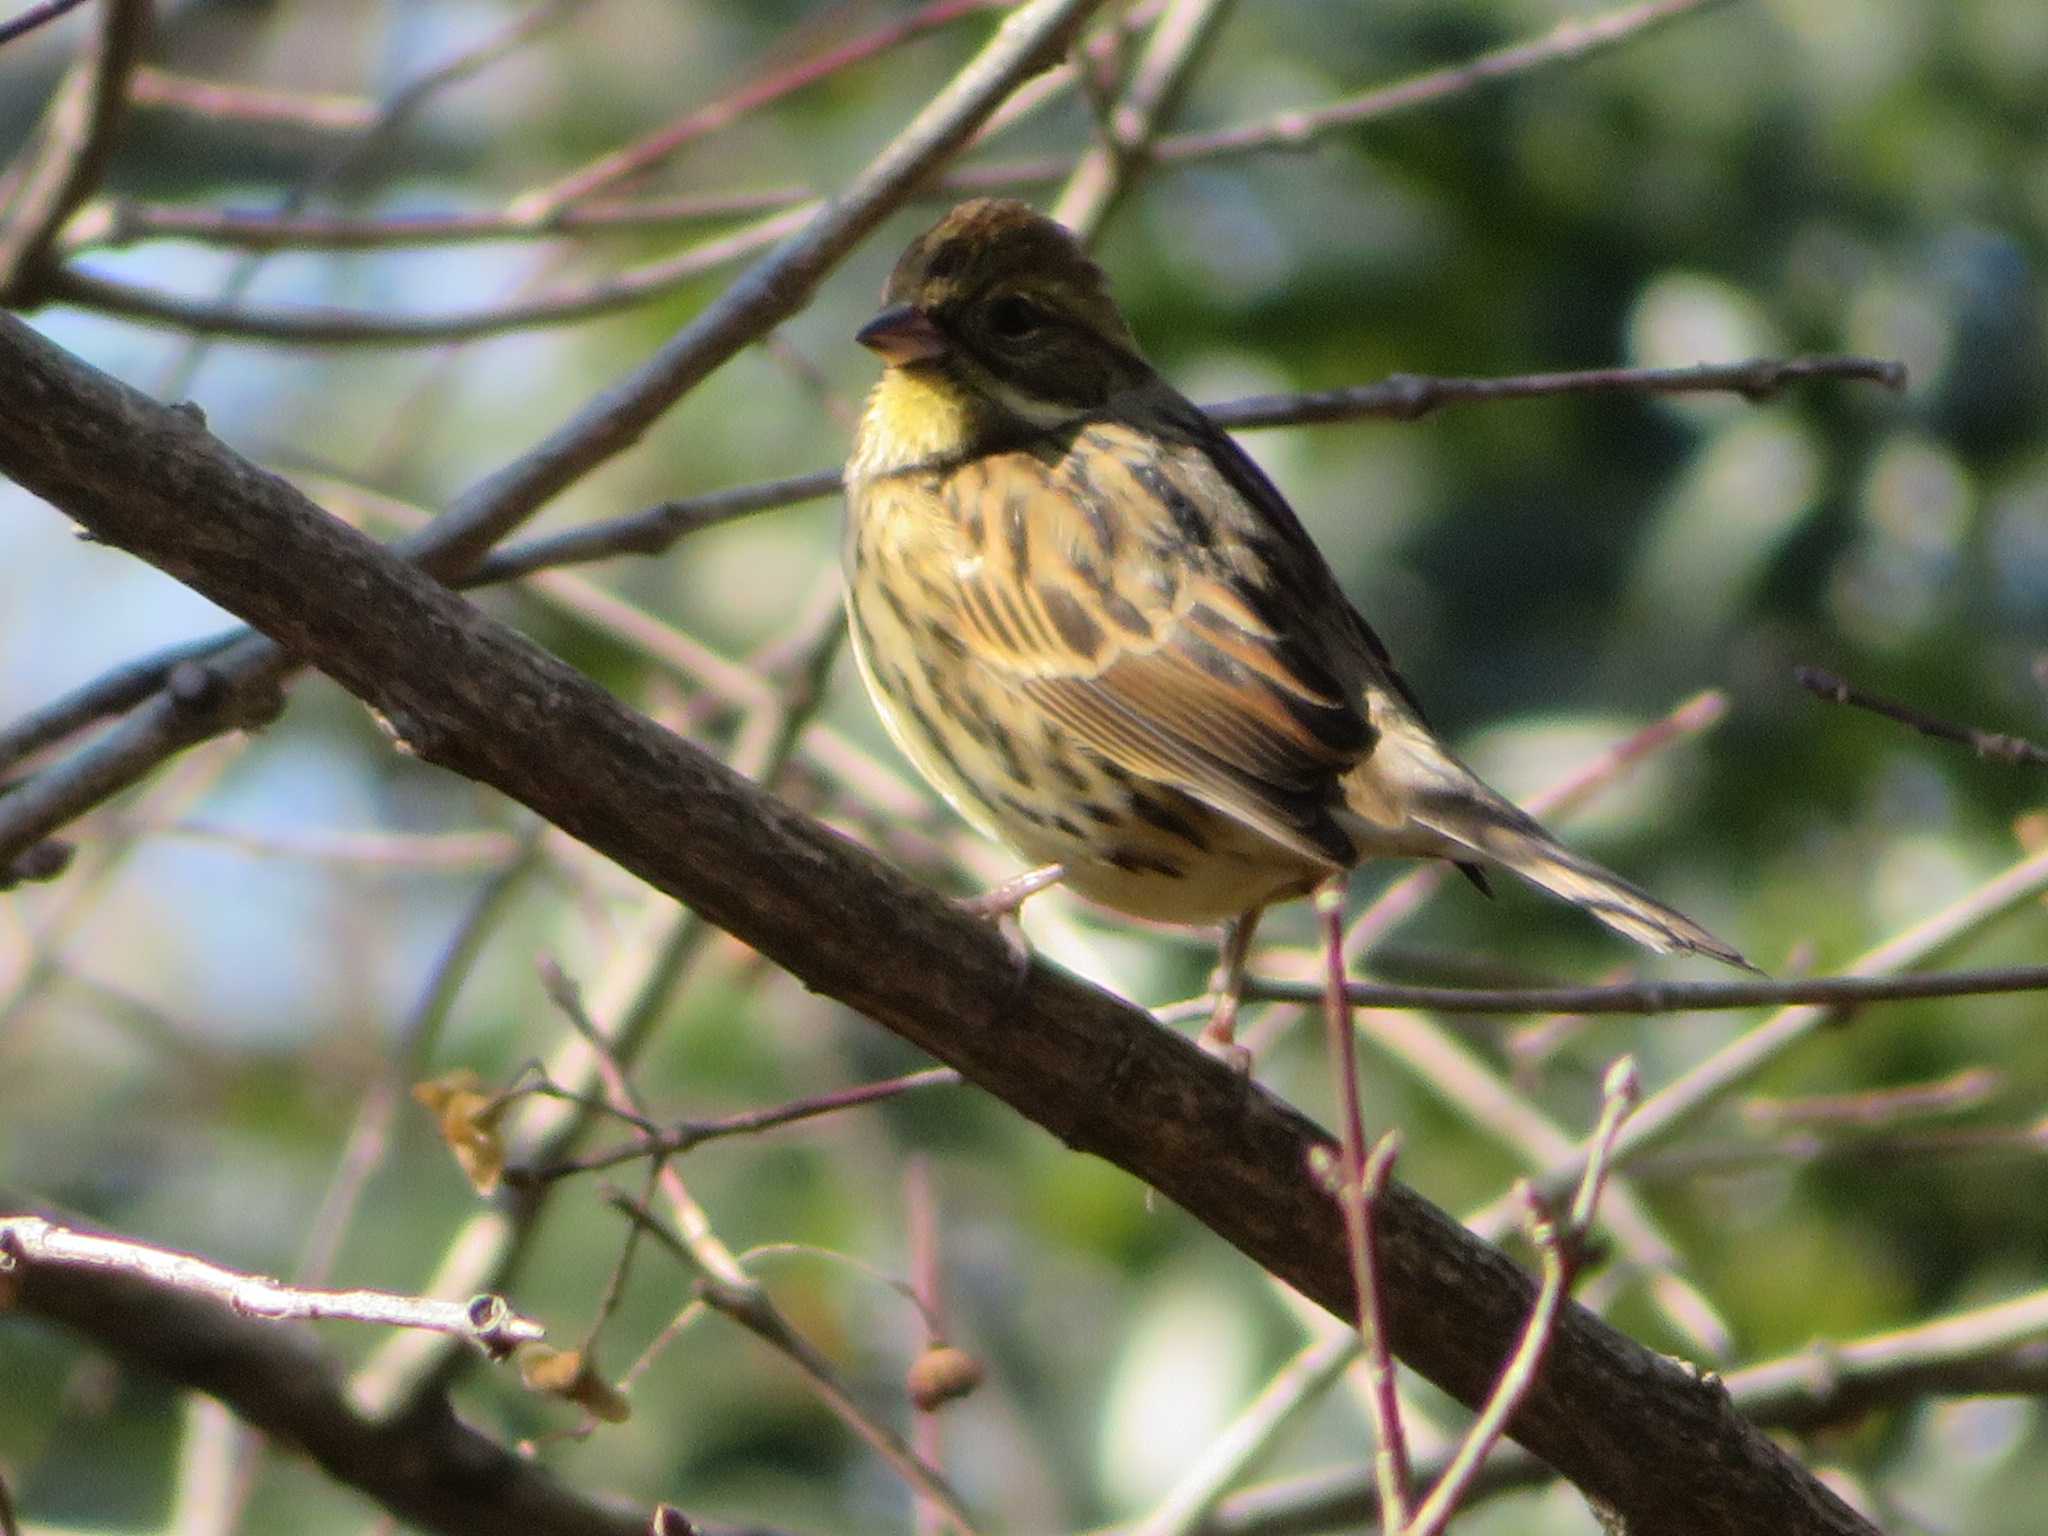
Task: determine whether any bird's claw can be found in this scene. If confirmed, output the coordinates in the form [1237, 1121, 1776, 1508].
[1197, 1022, 1253, 1077]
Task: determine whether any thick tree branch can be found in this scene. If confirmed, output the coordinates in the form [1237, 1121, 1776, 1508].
[0, 318, 1873, 1536]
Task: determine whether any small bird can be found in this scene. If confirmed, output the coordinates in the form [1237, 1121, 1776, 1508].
[843, 198, 1745, 1054]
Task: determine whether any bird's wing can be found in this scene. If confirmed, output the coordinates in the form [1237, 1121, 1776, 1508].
[936, 416, 1380, 864]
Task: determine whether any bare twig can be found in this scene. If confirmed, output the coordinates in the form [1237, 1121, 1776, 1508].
[0, 1216, 543, 1356]
[1726, 1287, 2048, 1432]
[1209, 355, 1907, 428]
[1795, 664, 2048, 768]
[1406, 1059, 1638, 1536]
[611, 1197, 986, 1536]
[0, 0, 149, 295]
[0, 357, 1878, 825]
[906, 1157, 950, 1536]
[0, 628, 243, 776]
[297, 830, 547, 1289]
[1325, 1132, 1409, 1530]
[1198, 1287, 2048, 1535]
[378, 357, 1904, 588]
[123, 67, 377, 131]
[1463, 846, 2048, 1243]
[514, 1068, 963, 1182]
[511, 0, 1009, 221]
[1627, 1118, 2048, 1182]
[1127, 1321, 1360, 1536]
[1052, 0, 1238, 242]
[64, 187, 810, 252]
[140, 821, 522, 871]
[991, 0, 1736, 184]
[43, 205, 816, 345]
[0, 0, 90, 48]
[1742, 1068, 2002, 1132]
[1236, 962, 2048, 1016]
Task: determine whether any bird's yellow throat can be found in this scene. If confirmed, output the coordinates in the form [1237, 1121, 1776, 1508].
[853, 365, 991, 476]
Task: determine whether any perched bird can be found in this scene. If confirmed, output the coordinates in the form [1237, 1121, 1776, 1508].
[843, 198, 1745, 1054]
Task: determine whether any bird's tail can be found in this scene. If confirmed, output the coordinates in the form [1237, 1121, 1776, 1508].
[1407, 780, 1751, 970]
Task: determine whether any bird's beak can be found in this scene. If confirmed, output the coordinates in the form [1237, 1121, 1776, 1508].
[857, 303, 948, 365]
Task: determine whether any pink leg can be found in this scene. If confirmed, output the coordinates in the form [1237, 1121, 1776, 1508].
[958, 863, 1064, 980]
[1197, 905, 1263, 1074]
[958, 862, 1065, 919]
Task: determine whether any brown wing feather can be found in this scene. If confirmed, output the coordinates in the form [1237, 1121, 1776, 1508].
[938, 418, 1377, 864]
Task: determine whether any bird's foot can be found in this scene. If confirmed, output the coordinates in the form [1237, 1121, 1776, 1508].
[1197, 1018, 1253, 1076]
[957, 864, 1064, 989]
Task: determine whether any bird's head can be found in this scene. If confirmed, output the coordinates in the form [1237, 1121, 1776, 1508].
[858, 199, 1149, 425]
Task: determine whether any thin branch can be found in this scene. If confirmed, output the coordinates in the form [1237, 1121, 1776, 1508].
[1236, 962, 2048, 1016]
[296, 829, 547, 1289]
[1460, 845, 2048, 1247]
[0, 1216, 543, 1356]
[138, 820, 522, 871]
[64, 187, 811, 252]
[0, 629, 291, 870]
[1726, 1288, 2048, 1433]
[1127, 1322, 1360, 1536]
[1198, 1288, 2048, 1535]
[1208, 355, 1907, 428]
[456, 358, 1901, 581]
[43, 204, 817, 345]
[1795, 664, 2048, 768]
[1338, 1134, 1409, 1530]
[0, 629, 242, 776]
[469, 469, 845, 583]
[1051, 0, 1238, 242]
[905, 1163, 950, 1536]
[511, 0, 1009, 222]
[0, 0, 90, 49]
[1406, 1059, 1637, 1536]
[124, 67, 378, 131]
[514, 1068, 964, 1183]
[997, 0, 1737, 183]
[612, 1197, 985, 1536]
[1626, 1118, 2048, 1182]
[1741, 1068, 2002, 1132]
[0, 0, 149, 295]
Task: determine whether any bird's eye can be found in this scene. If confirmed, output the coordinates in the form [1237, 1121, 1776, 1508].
[983, 295, 1045, 340]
